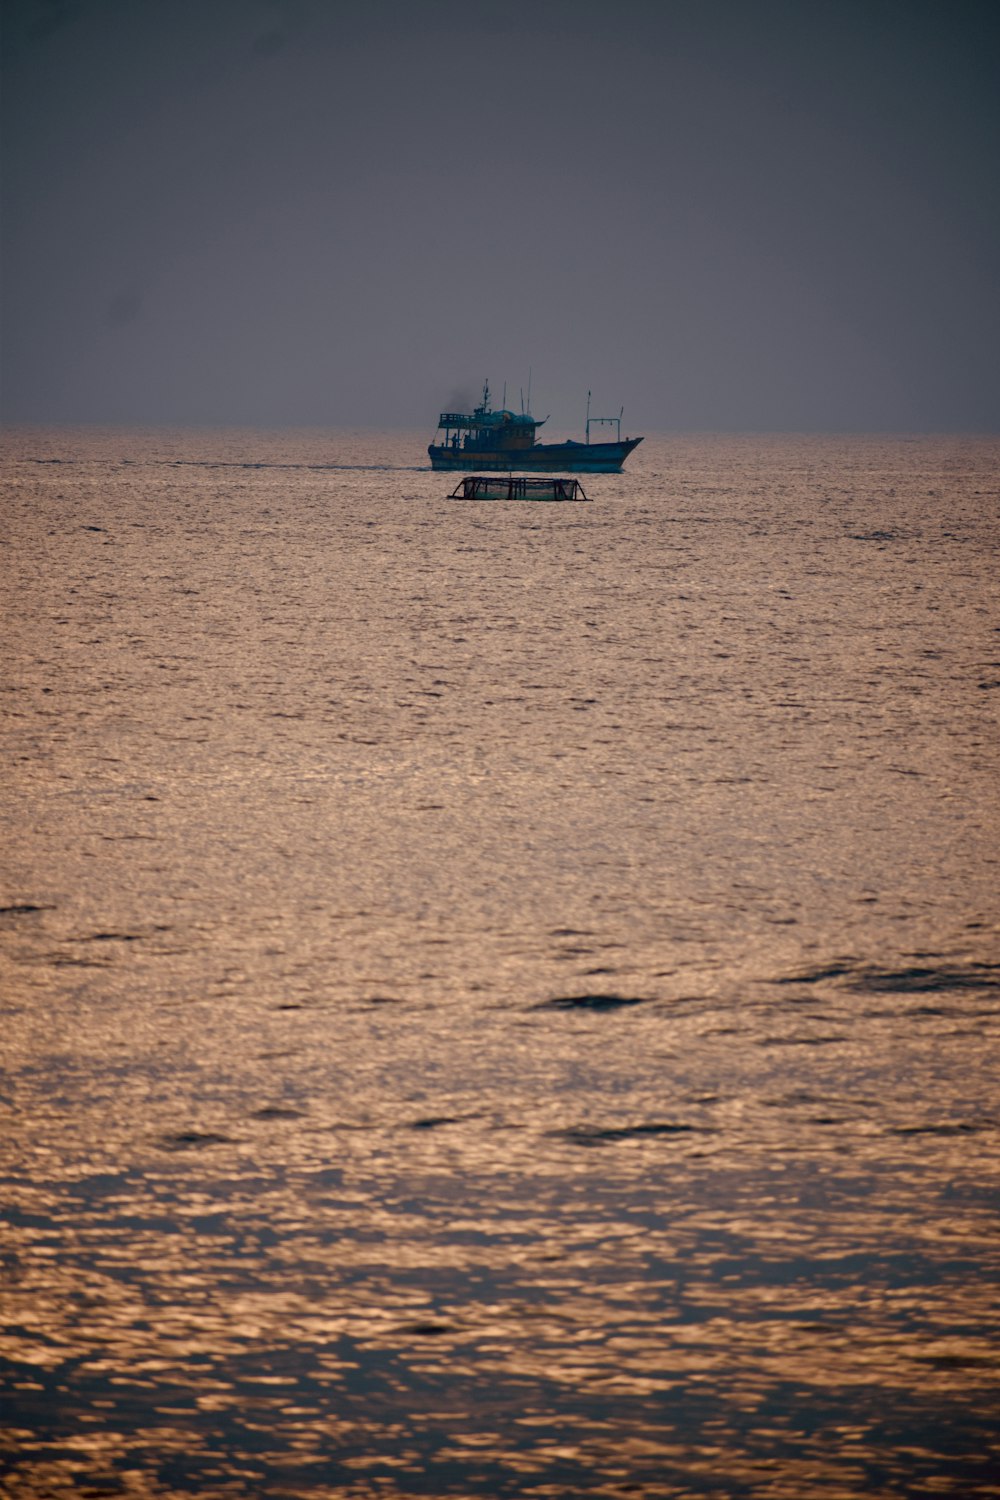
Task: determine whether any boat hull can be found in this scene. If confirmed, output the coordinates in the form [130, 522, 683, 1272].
[428, 437, 642, 473]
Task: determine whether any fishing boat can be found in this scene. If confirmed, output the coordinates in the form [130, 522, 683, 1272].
[448, 475, 590, 502]
[429, 382, 642, 473]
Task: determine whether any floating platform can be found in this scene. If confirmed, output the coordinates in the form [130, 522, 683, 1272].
[448, 475, 590, 503]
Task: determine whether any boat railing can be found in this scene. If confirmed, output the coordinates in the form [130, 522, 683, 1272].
[448, 475, 590, 502]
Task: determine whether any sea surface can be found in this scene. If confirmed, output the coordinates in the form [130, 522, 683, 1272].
[1, 427, 998, 1498]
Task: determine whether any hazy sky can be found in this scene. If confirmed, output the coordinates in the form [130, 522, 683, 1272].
[2, 0, 998, 432]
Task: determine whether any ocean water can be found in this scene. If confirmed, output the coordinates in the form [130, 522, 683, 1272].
[1, 426, 998, 1498]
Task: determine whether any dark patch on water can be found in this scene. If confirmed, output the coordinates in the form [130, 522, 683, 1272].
[558, 1122, 702, 1146]
[0, 904, 51, 916]
[154, 459, 429, 473]
[45, 953, 113, 968]
[251, 1106, 304, 1120]
[771, 963, 855, 984]
[759, 1034, 848, 1047]
[762, 1090, 847, 1108]
[159, 1131, 235, 1151]
[914, 1351, 998, 1368]
[536, 993, 652, 1012]
[72, 931, 142, 943]
[772, 960, 1000, 994]
[853, 964, 1000, 994]
[410, 1116, 464, 1130]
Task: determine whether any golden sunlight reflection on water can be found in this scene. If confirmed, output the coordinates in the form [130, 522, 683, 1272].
[1, 429, 998, 1496]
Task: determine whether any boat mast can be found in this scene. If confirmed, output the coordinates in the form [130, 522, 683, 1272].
[586, 396, 623, 444]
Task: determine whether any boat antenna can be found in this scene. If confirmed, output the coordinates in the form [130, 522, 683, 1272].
[519, 388, 524, 415]
[502, 381, 507, 409]
[526, 367, 532, 416]
[586, 390, 591, 443]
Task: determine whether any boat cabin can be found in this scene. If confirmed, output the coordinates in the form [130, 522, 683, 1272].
[435, 382, 545, 456]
